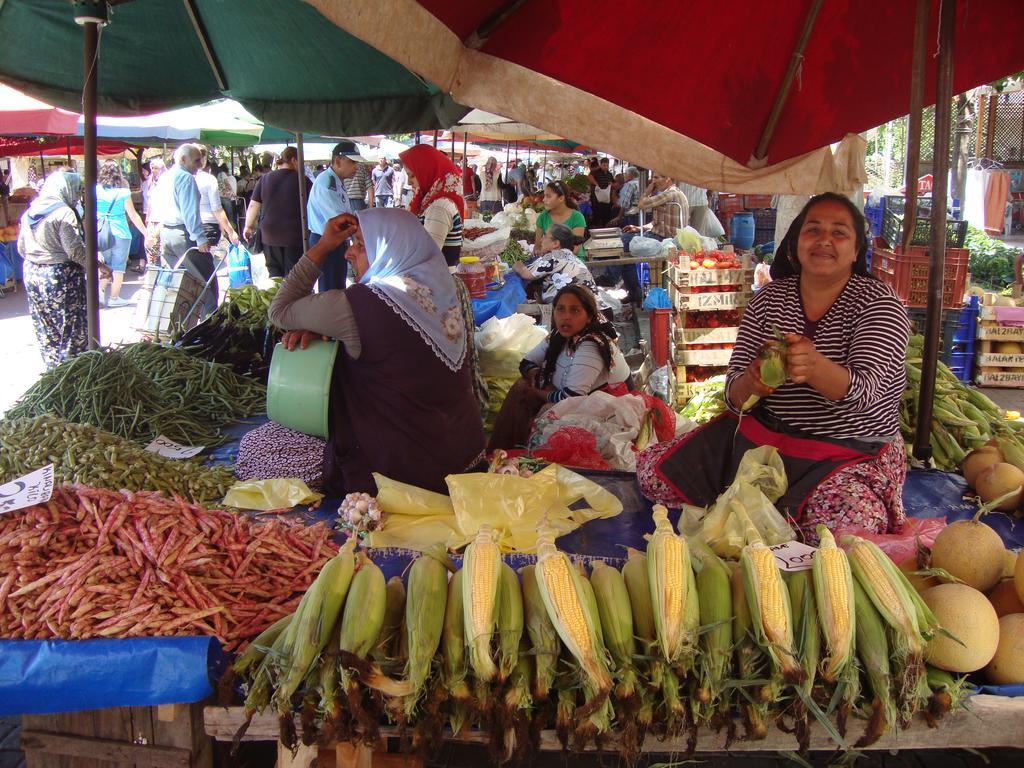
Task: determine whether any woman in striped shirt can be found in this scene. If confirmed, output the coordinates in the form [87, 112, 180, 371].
[639, 193, 910, 541]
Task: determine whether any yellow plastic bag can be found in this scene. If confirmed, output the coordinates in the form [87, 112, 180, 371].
[365, 465, 623, 553]
[223, 478, 322, 510]
[364, 474, 460, 550]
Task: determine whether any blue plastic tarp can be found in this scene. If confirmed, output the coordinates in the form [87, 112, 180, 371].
[471, 274, 527, 326]
[0, 637, 220, 715]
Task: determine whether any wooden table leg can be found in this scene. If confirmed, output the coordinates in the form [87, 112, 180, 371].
[277, 741, 318, 768]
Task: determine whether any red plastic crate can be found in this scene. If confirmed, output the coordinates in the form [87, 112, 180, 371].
[649, 308, 673, 367]
[870, 244, 969, 309]
[743, 194, 774, 209]
[716, 193, 745, 216]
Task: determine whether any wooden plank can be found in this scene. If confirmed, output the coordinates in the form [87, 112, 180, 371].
[977, 322, 1024, 342]
[127, 707, 154, 768]
[18, 732, 190, 768]
[676, 348, 733, 367]
[669, 266, 753, 287]
[205, 695, 1024, 751]
[335, 744, 373, 768]
[92, 708, 132, 768]
[276, 742, 317, 768]
[978, 353, 1024, 367]
[670, 284, 749, 312]
[676, 326, 740, 345]
[22, 715, 63, 768]
[976, 370, 1024, 387]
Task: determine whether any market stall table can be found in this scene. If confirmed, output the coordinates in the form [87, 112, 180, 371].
[470, 272, 526, 326]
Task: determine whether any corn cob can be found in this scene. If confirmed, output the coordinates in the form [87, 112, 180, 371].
[787, 569, 820, 754]
[576, 561, 605, 649]
[691, 541, 733, 725]
[496, 562, 524, 683]
[273, 537, 357, 747]
[843, 534, 936, 723]
[812, 526, 857, 685]
[462, 524, 502, 683]
[400, 549, 450, 717]
[621, 549, 658, 739]
[731, 565, 769, 740]
[924, 667, 972, 727]
[373, 576, 406, 664]
[740, 542, 805, 684]
[500, 640, 534, 763]
[333, 553, 386, 738]
[534, 528, 613, 736]
[274, 538, 356, 712]
[519, 564, 560, 702]
[441, 569, 470, 736]
[742, 338, 787, 410]
[589, 561, 635, 670]
[852, 579, 896, 748]
[646, 505, 696, 669]
[232, 614, 292, 677]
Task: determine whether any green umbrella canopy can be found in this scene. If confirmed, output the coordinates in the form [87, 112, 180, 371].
[0, 0, 468, 134]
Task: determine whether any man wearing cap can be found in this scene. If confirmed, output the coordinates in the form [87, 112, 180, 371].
[307, 140, 362, 291]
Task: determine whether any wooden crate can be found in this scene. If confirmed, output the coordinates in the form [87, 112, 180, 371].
[21, 703, 212, 768]
[977, 352, 1024, 368]
[669, 283, 749, 312]
[674, 365, 727, 405]
[977, 321, 1024, 342]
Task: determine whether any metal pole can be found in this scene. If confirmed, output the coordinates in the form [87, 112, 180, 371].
[913, 0, 956, 462]
[902, 0, 929, 253]
[295, 133, 309, 253]
[82, 20, 100, 350]
[66, 138, 72, 165]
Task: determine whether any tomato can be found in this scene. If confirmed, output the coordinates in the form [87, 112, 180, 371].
[702, 258, 717, 269]
[690, 260, 701, 270]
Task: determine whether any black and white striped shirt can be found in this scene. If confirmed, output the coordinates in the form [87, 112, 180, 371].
[724, 275, 909, 440]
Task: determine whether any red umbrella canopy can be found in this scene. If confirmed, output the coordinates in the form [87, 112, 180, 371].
[311, 0, 1024, 192]
[0, 84, 79, 136]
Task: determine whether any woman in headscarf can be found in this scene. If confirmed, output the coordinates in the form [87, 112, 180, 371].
[269, 208, 486, 496]
[17, 171, 110, 367]
[478, 157, 503, 215]
[400, 143, 489, 420]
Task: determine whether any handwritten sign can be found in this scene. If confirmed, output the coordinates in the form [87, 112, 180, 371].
[768, 540, 818, 572]
[0, 465, 55, 515]
[145, 435, 204, 459]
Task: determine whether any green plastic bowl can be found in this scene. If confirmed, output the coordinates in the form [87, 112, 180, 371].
[266, 339, 340, 439]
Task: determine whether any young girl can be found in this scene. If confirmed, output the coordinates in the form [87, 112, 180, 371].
[488, 284, 622, 450]
[513, 223, 597, 302]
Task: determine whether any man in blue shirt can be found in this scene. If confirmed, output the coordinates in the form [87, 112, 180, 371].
[153, 143, 219, 317]
[308, 141, 362, 291]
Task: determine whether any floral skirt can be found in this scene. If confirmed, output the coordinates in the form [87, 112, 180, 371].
[23, 260, 89, 369]
[636, 438, 907, 544]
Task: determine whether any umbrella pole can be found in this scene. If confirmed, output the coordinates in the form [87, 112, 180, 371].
[913, 0, 956, 461]
[902, 0, 929, 253]
[752, 0, 823, 163]
[66, 138, 72, 165]
[81, 15, 102, 350]
[296, 132, 309, 253]
[415, 130, 420, 145]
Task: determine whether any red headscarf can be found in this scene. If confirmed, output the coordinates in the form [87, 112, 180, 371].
[399, 144, 466, 219]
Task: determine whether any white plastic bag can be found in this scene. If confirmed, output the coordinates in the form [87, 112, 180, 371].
[463, 217, 511, 260]
[532, 392, 649, 471]
[476, 313, 549, 378]
[629, 236, 662, 259]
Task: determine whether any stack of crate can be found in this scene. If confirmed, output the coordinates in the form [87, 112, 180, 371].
[975, 297, 1024, 388]
[667, 255, 752, 405]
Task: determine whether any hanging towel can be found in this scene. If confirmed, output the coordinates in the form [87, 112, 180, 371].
[983, 170, 1010, 236]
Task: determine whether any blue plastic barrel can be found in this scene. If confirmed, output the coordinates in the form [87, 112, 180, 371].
[730, 212, 755, 249]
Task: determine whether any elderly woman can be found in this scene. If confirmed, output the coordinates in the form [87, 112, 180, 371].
[637, 193, 910, 542]
[17, 171, 110, 367]
[269, 208, 486, 496]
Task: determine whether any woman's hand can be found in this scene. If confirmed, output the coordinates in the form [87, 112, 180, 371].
[281, 329, 328, 351]
[783, 333, 822, 385]
[318, 214, 359, 253]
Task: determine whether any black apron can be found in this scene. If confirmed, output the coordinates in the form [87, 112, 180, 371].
[652, 410, 886, 521]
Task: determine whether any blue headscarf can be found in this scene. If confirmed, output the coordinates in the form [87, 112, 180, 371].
[25, 171, 81, 227]
[356, 208, 467, 372]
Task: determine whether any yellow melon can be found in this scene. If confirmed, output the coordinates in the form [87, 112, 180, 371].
[985, 613, 1024, 685]
[923, 583, 1000, 672]
[930, 519, 1006, 592]
[988, 579, 1024, 617]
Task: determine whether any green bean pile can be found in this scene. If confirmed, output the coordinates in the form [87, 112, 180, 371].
[219, 280, 281, 331]
[0, 416, 235, 504]
[120, 343, 266, 422]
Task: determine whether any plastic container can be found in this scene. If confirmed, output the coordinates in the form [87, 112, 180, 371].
[730, 212, 755, 250]
[457, 256, 487, 299]
[871, 244, 969, 309]
[266, 339, 340, 439]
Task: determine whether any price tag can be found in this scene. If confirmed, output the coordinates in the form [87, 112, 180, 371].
[0, 465, 55, 516]
[145, 435, 204, 459]
[769, 540, 818, 572]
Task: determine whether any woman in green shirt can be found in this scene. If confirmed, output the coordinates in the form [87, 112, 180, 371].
[534, 180, 586, 258]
